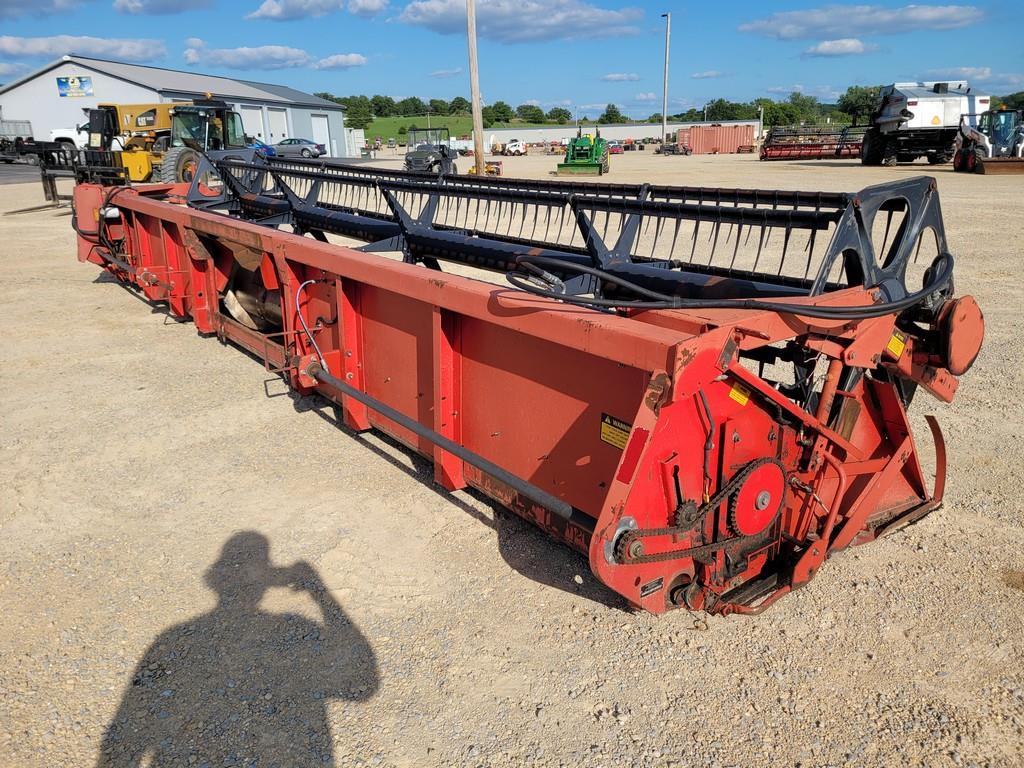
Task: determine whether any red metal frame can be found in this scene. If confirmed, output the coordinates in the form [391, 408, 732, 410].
[73, 182, 969, 615]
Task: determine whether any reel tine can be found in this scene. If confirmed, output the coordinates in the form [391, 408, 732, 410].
[782, 223, 793, 274]
[881, 207, 894, 256]
[709, 219, 721, 266]
[690, 219, 700, 261]
[669, 217, 682, 260]
[754, 225, 767, 273]
[652, 215, 666, 258]
[729, 224, 743, 269]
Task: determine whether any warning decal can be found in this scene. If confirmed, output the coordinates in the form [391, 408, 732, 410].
[728, 382, 751, 406]
[886, 331, 907, 359]
[600, 413, 632, 450]
[640, 577, 664, 598]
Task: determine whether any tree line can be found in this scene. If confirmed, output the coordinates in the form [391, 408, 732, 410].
[312, 93, 573, 129]
[317, 86, 1023, 131]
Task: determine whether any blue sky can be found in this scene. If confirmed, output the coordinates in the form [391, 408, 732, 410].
[1, 0, 1022, 118]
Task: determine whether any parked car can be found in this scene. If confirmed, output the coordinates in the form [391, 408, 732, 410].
[607, 141, 624, 154]
[274, 138, 325, 158]
[248, 138, 277, 157]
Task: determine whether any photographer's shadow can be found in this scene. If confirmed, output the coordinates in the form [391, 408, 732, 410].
[98, 531, 377, 767]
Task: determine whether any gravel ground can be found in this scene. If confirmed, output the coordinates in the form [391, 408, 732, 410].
[0, 153, 1022, 768]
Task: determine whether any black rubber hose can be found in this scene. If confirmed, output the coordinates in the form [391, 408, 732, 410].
[506, 252, 954, 321]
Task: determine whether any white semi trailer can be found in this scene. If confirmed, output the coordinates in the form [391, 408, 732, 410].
[861, 81, 990, 166]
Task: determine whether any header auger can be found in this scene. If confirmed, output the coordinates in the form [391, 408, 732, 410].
[71, 152, 983, 615]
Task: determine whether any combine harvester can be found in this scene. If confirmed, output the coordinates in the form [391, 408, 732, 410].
[71, 154, 984, 615]
[557, 128, 610, 175]
[760, 125, 865, 161]
[954, 107, 1024, 174]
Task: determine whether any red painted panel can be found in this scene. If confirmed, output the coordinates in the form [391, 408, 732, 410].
[358, 285, 435, 456]
[459, 318, 650, 518]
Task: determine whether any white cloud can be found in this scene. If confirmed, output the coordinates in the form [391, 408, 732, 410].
[691, 70, 723, 79]
[601, 72, 639, 82]
[247, 0, 344, 20]
[767, 83, 841, 100]
[0, 35, 166, 62]
[114, 0, 212, 13]
[803, 38, 877, 56]
[633, 92, 657, 102]
[741, 4, 982, 39]
[523, 98, 541, 106]
[0, 0, 77, 18]
[0, 61, 26, 77]
[184, 39, 366, 70]
[927, 66, 991, 80]
[429, 67, 462, 78]
[313, 52, 367, 69]
[184, 39, 312, 68]
[348, 0, 386, 14]
[400, 0, 643, 43]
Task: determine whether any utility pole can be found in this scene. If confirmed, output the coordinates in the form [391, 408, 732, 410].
[661, 12, 670, 145]
[466, 0, 485, 174]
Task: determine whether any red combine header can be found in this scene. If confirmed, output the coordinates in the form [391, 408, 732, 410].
[760, 125, 866, 161]
[71, 154, 983, 615]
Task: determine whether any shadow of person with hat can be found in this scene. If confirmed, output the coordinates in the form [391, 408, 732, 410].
[97, 531, 377, 767]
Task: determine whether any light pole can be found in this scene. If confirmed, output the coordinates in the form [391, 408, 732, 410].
[466, 0, 485, 174]
[661, 12, 670, 145]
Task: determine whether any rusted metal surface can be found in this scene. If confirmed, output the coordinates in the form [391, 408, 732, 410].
[684, 124, 757, 155]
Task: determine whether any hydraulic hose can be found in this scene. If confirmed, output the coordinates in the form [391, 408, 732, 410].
[506, 252, 955, 321]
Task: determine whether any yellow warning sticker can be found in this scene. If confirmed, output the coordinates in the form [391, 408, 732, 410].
[600, 413, 631, 450]
[886, 331, 907, 359]
[728, 382, 751, 406]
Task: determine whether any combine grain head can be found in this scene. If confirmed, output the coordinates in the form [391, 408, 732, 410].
[72, 155, 984, 615]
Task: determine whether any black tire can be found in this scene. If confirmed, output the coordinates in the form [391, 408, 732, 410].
[972, 147, 987, 174]
[928, 152, 951, 165]
[300, 148, 311, 158]
[57, 140, 77, 161]
[860, 129, 884, 165]
[159, 146, 200, 183]
[952, 148, 965, 172]
[881, 140, 898, 166]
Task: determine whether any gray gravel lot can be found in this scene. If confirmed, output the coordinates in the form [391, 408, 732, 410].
[1, 154, 1022, 767]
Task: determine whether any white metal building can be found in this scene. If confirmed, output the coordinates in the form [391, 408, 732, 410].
[0, 55, 355, 156]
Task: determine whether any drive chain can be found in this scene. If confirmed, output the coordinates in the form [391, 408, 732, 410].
[614, 457, 786, 565]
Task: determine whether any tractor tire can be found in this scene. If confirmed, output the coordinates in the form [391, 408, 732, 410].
[928, 151, 952, 165]
[952, 148, 965, 172]
[860, 129, 884, 165]
[971, 147, 986, 174]
[159, 147, 200, 183]
[881, 141, 898, 166]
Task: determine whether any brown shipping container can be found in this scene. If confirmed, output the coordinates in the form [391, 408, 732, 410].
[681, 124, 756, 155]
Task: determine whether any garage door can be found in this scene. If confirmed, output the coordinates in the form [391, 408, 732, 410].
[267, 108, 288, 142]
[239, 105, 265, 140]
[311, 114, 331, 157]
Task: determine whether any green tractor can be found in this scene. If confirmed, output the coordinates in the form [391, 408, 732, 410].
[557, 127, 610, 175]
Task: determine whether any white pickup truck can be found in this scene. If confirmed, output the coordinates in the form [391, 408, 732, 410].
[49, 125, 89, 151]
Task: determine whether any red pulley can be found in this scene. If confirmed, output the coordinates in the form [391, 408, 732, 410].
[729, 462, 786, 537]
[938, 295, 984, 376]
